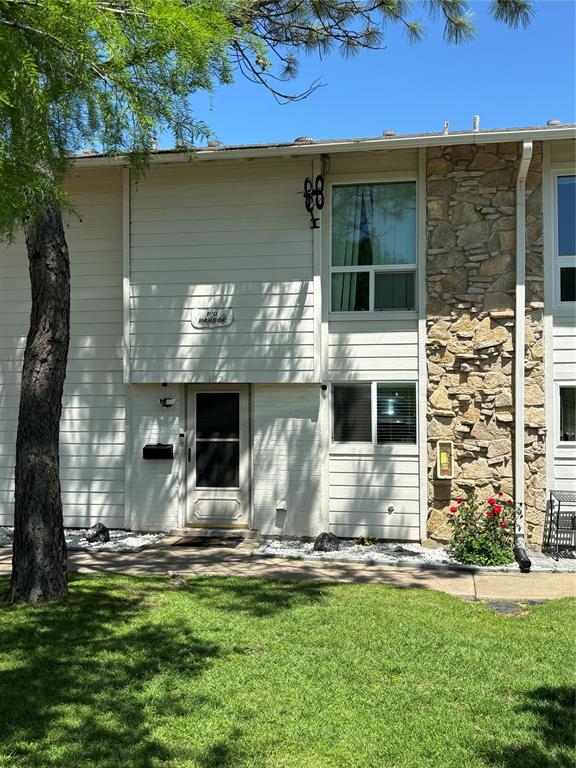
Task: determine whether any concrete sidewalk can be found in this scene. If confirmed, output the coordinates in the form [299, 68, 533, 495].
[0, 537, 574, 601]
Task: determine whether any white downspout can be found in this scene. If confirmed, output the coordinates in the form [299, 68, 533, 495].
[514, 140, 533, 562]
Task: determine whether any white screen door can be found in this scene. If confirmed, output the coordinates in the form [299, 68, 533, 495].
[186, 386, 250, 527]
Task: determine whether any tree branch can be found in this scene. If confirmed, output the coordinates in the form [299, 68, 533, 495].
[0, 16, 113, 84]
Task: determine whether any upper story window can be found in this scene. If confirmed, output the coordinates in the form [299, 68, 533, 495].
[331, 181, 417, 313]
[556, 175, 576, 306]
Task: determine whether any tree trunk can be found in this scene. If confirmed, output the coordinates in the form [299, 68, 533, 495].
[6, 201, 70, 604]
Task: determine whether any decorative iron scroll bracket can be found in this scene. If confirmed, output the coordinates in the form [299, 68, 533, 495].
[303, 174, 325, 229]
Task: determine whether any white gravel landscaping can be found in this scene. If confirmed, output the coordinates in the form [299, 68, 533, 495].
[0, 527, 164, 552]
[257, 538, 461, 566]
[256, 538, 576, 571]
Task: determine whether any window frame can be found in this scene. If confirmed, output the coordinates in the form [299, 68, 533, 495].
[555, 382, 576, 448]
[330, 381, 419, 453]
[328, 175, 419, 318]
[552, 172, 576, 312]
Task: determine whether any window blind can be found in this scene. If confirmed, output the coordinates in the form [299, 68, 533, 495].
[376, 384, 417, 444]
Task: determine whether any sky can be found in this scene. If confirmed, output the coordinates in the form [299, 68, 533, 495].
[161, 0, 576, 148]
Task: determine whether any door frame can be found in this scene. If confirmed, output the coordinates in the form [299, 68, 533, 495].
[184, 384, 252, 529]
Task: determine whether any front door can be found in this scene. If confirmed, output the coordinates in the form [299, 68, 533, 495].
[186, 386, 250, 528]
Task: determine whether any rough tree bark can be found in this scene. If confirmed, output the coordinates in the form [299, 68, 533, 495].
[6, 201, 70, 604]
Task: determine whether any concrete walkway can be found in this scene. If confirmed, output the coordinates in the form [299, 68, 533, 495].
[0, 537, 574, 601]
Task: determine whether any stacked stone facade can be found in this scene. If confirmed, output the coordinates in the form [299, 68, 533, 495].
[426, 142, 546, 544]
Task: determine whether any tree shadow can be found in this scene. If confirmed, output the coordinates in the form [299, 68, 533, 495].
[0, 574, 225, 767]
[170, 574, 328, 618]
[194, 728, 243, 768]
[479, 685, 576, 768]
[0, 573, 330, 767]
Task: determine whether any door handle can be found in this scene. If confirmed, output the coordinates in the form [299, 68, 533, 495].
[188, 447, 191, 463]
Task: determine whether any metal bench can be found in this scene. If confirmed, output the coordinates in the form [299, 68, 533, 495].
[545, 490, 576, 559]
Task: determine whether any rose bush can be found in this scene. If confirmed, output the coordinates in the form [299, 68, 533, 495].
[447, 490, 516, 566]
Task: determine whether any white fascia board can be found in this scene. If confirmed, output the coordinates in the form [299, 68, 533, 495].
[74, 126, 576, 168]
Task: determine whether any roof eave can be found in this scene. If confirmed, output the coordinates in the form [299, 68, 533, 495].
[74, 125, 576, 167]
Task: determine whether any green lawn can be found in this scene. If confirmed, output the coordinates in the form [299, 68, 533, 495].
[0, 574, 574, 768]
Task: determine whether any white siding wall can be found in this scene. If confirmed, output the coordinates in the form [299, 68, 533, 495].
[252, 385, 324, 536]
[326, 149, 422, 541]
[1, 148, 425, 537]
[329, 450, 420, 539]
[553, 318, 576, 381]
[129, 159, 316, 383]
[0, 169, 125, 527]
[551, 141, 576, 164]
[129, 385, 181, 531]
[329, 321, 419, 380]
[0, 234, 31, 524]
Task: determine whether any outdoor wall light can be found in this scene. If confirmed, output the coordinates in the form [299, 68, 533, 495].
[157, 397, 176, 408]
[303, 174, 324, 229]
[436, 440, 454, 479]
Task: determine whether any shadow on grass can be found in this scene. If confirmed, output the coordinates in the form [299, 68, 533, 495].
[479, 686, 576, 768]
[0, 575, 228, 767]
[178, 574, 329, 617]
[0, 573, 328, 768]
[194, 728, 243, 768]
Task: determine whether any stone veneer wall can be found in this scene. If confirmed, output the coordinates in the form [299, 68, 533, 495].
[426, 142, 546, 544]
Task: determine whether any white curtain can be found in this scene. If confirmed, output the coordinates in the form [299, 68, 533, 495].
[370, 183, 416, 266]
[332, 186, 363, 310]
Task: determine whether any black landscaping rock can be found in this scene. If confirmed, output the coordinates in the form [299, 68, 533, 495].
[394, 545, 421, 557]
[313, 532, 340, 552]
[85, 522, 110, 543]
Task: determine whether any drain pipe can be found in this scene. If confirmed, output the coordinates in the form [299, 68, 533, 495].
[514, 140, 533, 573]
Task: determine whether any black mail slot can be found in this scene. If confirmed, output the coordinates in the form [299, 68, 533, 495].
[143, 443, 174, 460]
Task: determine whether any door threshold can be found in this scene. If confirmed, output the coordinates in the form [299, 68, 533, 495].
[172, 535, 245, 549]
[171, 526, 257, 539]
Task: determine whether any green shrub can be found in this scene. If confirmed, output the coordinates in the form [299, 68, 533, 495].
[447, 490, 516, 566]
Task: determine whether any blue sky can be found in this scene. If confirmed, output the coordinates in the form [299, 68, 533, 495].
[164, 0, 576, 147]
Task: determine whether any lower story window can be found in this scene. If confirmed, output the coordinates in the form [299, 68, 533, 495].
[376, 384, 417, 444]
[332, 384, 372, 442]
[559, 386, 576, 442]
[332, 382, 417, 445]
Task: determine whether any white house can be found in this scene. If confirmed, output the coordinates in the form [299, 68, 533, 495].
[0, 124, 575, 545]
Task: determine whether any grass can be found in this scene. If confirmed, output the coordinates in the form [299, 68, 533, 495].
[0, 574, 574, 768]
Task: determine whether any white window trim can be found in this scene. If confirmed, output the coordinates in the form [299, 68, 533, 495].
[555, 381, 576, 449]
[330, 381, 419, 454]
[328, 176, 418, 318]
[552, 171, 576, 314]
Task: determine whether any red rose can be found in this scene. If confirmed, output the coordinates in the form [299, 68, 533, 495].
[492, 504, 503, 514]
[487, 498, 496, 505]
[456, 498, 464, 504]
[450, 506, 458, 513]
[498, 491, 504, 497]
[500, 519, 507, 528]
[486, 510, 494, 518]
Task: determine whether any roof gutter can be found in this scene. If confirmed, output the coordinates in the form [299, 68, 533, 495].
[514, 139, 533, 573]
[73, 126, 576, 167]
